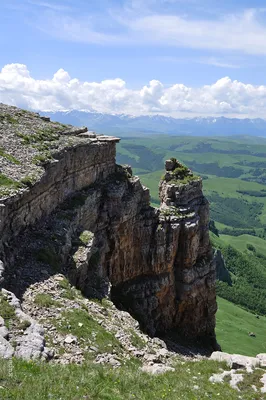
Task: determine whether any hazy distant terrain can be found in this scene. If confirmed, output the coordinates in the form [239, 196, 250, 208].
[45, 110, 266, 137]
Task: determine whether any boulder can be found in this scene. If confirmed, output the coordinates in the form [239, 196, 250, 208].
[141, 363, 175, 375]
[0, 336, 14, 359]
[64, 335, 77, 345]
[210, 351, 232, 364]
[211, 351, 260, 369]
[230, 354, 259, 370]
[15, 323, 45, 361]
[0, 326, 9, 339]
[165, 159, 176, 171]
[256, 354, 266, 367]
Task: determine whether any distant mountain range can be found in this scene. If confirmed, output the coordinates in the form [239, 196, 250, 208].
[43, 110, 266, 137]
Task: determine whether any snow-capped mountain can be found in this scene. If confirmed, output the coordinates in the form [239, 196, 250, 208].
[43, 110, 266, 137]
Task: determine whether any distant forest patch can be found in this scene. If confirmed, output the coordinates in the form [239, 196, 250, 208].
[208, 193, 263, 228]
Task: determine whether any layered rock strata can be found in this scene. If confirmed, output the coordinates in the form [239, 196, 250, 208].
[0, 105, 217, 350]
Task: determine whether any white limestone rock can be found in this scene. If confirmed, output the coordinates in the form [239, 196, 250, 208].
[256, 353, 266, 367]
[0, 336, 14, 359]
[141, 363, 175, 375]
[211, 351, 260, 370]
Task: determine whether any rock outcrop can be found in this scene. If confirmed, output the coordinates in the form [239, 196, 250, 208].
[214, 249, 232, 285]
[210, 351, 266, 393]
[0, 104, 218, 351]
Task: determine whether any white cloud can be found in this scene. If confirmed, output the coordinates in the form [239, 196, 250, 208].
[31, 5, 266, 56]
[27, 1, 71, 11]
[128, 9, 266, 55]
[36, 14, 129, 45]
[153, 56, 241, 69]
[198, 58, 240, 69]
[2, 63, 266, 118]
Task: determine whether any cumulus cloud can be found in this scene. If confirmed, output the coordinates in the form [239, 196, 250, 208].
[1, 63, 266, 118]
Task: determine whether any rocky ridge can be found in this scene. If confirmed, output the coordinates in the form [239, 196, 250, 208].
[0, 104, 217, 350]
[0, 273, 183, 370]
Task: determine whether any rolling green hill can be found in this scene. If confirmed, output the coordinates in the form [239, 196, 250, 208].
[216, 297, 266, 356]
[220, 234, 266, 258]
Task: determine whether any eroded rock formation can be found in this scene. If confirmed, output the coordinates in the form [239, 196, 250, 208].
[0, 105, 218, 350]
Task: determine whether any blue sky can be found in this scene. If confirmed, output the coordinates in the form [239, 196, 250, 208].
[2, 0, 266, 117]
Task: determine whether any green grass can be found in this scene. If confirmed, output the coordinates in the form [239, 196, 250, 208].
[0, 148, 20, 164]
[55, 309, 122, 355]
[58, 278, 81, 300]
[0, 356, 261, 400]
[136, 170, 162, 206]
[79, 230, 94, 244]
[211, 232, 266, 315]
[17, 127, 61, 145]
[0, 294, 15, 328]
[32, 151, 53, 165]
[0, 113, 18, 124]
[129, 329, 146, 349]
[20, 174, 38, 188]
[216, 297, 266, 356]
[0, 174, 21, 188]
[220, 234, 266, 258]
[34, 294, 61, 308]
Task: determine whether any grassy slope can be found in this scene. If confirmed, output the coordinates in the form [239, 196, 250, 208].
[216, 297, 266, 356]
[220, 234, 266, 257]
[211, 231, 266, 287]
[0, 356, 262, 400]
[136, 170, 162, 206]
[0, 297, 264, 399]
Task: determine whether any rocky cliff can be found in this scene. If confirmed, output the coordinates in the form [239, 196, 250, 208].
[0, 104, 218, 351]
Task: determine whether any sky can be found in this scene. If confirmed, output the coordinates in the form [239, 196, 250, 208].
[2, 0, 266, 117]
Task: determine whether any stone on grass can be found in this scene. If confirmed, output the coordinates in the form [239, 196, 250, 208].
[256, 354, 266, 367]
[211, 351, 260, 370]
[141, 363, 175, 375]
[15, 323, 45, 361]
[230, 354, 259, 370]
[64, 335, 77, 345]
[0, 336, 14, 359]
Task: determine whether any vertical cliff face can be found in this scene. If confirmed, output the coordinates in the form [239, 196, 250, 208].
[158, 160, 216, 341]
[0, 105, 218, 351]
[101, 160, 217, 346]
